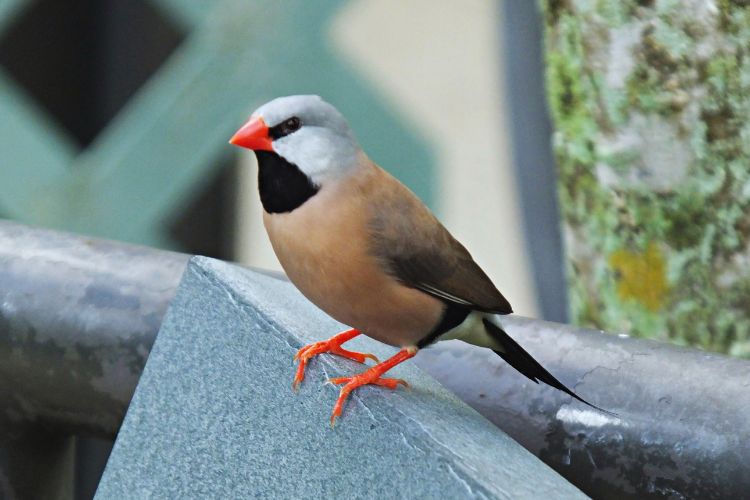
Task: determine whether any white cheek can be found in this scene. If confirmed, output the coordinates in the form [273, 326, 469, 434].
[274, 136, 327, 174]
[273, 131, 358, 183]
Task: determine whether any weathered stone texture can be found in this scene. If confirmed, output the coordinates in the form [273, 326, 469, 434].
[542, 0, 750, 356]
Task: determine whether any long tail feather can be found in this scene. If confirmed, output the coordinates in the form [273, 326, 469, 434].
[482, 318, 614, 415]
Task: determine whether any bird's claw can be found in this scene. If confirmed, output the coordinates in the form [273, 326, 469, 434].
[327, 348, 416, 424]
[328, 373, 410, 425]
[329, 375, 408, 390]
[292, 329, 378, 389]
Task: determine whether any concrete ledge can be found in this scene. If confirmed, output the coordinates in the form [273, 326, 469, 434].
[96, 257, 584, 499]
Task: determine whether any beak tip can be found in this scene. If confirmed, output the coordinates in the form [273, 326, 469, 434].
[228, 131, 243, 146]
[228, 116, 272, 151]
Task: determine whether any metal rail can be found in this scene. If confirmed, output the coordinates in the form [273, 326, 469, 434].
[0, 219, 188, 437]
[1, 219, 748, 498]
[417, 323, 750, 498]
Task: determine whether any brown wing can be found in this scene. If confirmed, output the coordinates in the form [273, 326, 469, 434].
[366, 167, 512, 315]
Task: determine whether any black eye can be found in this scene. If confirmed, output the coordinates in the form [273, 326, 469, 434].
[283, 117, 301, 134]
[270, 117, 301, 140]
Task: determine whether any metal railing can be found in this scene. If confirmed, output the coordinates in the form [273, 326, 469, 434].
[1, 219, 748, 499]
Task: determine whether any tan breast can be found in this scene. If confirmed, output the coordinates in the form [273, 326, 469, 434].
[262, 162, 443, 347]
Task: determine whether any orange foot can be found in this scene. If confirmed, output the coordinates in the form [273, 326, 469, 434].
[293, 328, 379, 390]
[328, 347, 417, 426]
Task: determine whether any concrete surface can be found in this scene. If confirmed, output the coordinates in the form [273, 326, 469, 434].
[96, 256, 584, 499]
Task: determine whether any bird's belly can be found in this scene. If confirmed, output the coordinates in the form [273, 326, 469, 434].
[263, 204, 442, 347]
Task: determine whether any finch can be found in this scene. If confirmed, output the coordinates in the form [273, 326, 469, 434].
[230, 95, 602, 425]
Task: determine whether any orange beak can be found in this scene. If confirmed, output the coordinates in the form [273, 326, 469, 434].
[229, 116, 273, 151]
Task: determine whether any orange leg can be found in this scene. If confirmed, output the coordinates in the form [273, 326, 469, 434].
[292, 328, 379, 390]
[328, 347, 417, 426]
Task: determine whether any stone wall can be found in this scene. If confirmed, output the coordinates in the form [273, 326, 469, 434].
[542, 0, 750, 357]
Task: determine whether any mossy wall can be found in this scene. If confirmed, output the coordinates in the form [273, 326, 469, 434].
[541, 0, 750, 357]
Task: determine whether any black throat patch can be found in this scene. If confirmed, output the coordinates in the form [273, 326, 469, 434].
[255, 150, 319, 214]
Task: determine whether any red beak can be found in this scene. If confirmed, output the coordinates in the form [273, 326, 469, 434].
[229, 116, 273, 151]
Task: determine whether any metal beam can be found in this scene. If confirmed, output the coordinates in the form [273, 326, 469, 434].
[1, 219, 748, 498]
[0, 219, 188, 437]
[416, 322, 750, 498]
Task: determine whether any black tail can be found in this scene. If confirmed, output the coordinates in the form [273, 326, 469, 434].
[482, 318, 614, 415]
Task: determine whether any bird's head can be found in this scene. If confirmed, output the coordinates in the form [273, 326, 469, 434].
[229, 95, 360, 185]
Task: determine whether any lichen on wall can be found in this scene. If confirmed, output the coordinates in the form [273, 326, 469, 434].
[541, 0, 750, 357]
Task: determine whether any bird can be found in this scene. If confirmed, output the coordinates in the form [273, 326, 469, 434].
[229, 95, 604, 425]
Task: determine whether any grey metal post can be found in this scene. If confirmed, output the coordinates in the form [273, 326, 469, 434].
[0, 220, 188, 499]
[0, 219, 188, 436]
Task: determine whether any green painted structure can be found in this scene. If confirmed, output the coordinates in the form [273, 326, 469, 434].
[543, 0, 750, 357]
[0, 0, 433, 249]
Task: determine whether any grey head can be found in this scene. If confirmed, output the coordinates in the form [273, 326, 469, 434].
[253, 95, 361, 184]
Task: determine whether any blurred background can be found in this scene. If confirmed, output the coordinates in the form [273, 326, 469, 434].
[0, 0, 566, 332]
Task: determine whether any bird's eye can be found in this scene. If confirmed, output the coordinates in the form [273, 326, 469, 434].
[269, 116, 302, 140]
[283, 117, 301, 134]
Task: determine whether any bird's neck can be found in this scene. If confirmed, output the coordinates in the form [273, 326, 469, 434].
[255, 151, 320, 214]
